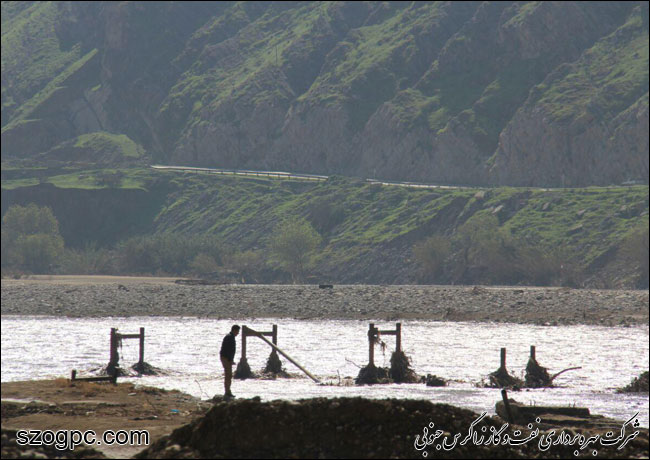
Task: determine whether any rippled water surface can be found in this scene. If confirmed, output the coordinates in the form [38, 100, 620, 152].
[2, 316, 648, 426]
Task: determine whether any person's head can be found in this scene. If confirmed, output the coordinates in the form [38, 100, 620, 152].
[231, 325, 240, 336]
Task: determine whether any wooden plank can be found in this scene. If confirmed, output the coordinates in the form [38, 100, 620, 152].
[71, 369, 117, 384]
[249, 328, 320, 383]
[73, 376, 117, 383]
[118, 334, 141, 339]
[378, 330, 397, 335]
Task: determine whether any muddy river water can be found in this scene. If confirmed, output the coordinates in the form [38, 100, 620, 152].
[1, 316, 648, 426]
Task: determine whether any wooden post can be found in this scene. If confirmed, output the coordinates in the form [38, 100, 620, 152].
[272, 324, 278, 346]
[109, 328, 119, 368]
[139, 327, 145, 365]
[500, 347, 506, 371]
[501, 389, 514, 424]
[368, 323, 375, 367]
[396, 323, 402, 353]
[241, 326, 247, 361]
[530, 345, 536, 361]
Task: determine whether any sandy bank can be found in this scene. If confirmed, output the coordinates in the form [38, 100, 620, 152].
[1, 379, 210, 458]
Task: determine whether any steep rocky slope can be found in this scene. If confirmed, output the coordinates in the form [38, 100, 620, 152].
[2, 2, 648, 186]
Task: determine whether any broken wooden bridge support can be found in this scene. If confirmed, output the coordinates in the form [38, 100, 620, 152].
[107, 327, 146, 376]
[235, 324, 282, 379]
[240, 325, 320, 383]
[367, 322, 401, 367]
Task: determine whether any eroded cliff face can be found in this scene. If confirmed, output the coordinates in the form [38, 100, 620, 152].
[491, 92, 649, 187]
[2, 2, 648, 186]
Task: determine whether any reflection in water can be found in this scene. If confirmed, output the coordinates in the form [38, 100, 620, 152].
[1, 316, 648, 426]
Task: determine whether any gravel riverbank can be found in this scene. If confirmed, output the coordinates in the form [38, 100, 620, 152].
[1, 277, 647, 326]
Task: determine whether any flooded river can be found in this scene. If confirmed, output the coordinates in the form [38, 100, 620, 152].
[1, 316, 648, 426]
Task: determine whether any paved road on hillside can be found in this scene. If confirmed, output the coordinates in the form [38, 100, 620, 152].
[150, 164, 476, 190]
[150, 165, 646, 191]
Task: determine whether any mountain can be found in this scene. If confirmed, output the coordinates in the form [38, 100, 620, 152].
[1, 1, 648, 186]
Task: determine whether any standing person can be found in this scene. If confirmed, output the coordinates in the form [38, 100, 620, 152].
[220, 325, 240, 398]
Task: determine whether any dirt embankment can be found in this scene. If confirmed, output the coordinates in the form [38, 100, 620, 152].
[1, 278, 648, 326]
[2, 380, 648, 459]
[137, 397, 649, 459]
[1, 380, 210, 458]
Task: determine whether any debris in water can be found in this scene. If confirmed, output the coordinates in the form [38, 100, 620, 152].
[131, 361, 163, 376]
[355, 364, 390, 384]
[482, 347, 523, 389]
[425, 374, 447, 387]
[524, 356, 551, 388]
[263, 350, 285, 375]
[234, 357, 255, 379]
[355, 351, 421, 385]
[103, 363, 127, 378]
[484, 367, 524, 389]
[389, 350, 420, 383]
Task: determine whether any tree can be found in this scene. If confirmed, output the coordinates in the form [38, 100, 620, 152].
[269, 218, 321, 282]
[412, 234, 451, 281]
[452, 213, 517, 284]
[190, 253, 220, 276]
[228, 250, 264, 283]
[1, 204, 64, 273]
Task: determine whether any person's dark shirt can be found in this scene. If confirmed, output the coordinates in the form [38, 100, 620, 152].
[220, 332, 236, 362]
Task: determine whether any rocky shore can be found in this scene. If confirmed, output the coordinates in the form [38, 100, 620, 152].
[1, 278, 648, 326]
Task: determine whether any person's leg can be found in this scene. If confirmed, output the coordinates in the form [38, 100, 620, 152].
[225, 362, 232, 394]
[221, 356, 232, 395]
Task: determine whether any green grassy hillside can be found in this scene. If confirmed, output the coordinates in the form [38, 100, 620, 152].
[2, 168, 647, 287]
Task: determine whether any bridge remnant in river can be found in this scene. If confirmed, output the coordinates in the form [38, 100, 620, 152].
[235, 325, 320, 383]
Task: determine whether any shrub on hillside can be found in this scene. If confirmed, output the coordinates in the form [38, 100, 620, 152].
[412, 234, 451, 281]
[307, 198, 346, 234]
